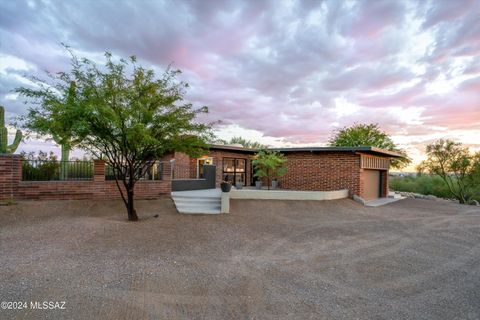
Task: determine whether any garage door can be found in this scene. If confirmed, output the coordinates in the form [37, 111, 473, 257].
[364, 170, 381, 200]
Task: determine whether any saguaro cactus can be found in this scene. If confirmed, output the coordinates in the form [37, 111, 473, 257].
[0, 106, 22, 153]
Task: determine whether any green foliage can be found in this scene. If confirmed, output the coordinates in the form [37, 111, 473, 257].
[55, 50, 212, 220]
[417, 139, 480, 204]
[329, 123, 410, 169]
[16, 52, 88, 180]
[253, 150, 287, 190]
[15, 71, 86, 161]
[0, 106, 22, 153]
[389, 175, 456, 199]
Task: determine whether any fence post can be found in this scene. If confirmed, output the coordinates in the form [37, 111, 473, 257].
[93, 159, 105, 182]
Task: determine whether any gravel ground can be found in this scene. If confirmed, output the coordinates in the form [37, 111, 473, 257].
[1, 197, 480, 319]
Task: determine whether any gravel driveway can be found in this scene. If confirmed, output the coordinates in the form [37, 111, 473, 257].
[1, 197, 479, 319]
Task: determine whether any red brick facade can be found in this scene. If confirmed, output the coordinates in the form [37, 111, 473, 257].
[1, 148, 392, 201]
[173, 149, 391, 198]
[278, 152, 362, 196]
[0, 155, 171, 201]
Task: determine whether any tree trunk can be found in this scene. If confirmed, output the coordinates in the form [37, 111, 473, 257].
[126, 187, 138, 221]
[60, 145, 70, 181]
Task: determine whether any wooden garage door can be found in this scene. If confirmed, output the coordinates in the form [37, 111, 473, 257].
[364, 170, 381, 200]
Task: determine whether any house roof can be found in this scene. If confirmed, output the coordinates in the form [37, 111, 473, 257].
[209, 145, 404, 158]
[209, 144, 257, 153]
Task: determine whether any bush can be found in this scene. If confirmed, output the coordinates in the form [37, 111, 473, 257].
[389, 174, 480, 201]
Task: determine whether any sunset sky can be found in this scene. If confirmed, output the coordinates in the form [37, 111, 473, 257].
[0, 0, 479, 170]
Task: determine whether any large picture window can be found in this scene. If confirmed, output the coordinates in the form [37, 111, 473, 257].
[223, 157, 246, 186]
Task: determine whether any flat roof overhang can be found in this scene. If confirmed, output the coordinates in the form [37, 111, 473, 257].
[269, 146, 404, 158]
[209, 144, 257, 154]
[209, 145, 404, 158]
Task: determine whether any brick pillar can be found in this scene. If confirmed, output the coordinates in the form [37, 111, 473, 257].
[162, 161, 172, 181]
[93, 160, 105, 182]
[0, 154, 22, 201]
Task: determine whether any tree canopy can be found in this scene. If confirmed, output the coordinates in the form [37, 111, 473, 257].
[329, 123, 410, 169]
[417, 139, 480, 204]
[77, 53, 212, 220]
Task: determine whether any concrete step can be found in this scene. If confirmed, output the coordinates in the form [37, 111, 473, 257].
[172, 197, 220, 203]
[176, 206, 221, 214]
[171, 194, 221, 214]
[174, 201, 221, 209]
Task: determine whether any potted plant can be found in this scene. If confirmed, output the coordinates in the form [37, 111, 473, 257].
[220, 179, 232, 192]
[235, 182, 243, 190]
[252, 150, 287, 190]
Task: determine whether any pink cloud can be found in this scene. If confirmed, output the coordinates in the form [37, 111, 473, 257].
[341, 0, 406, 38]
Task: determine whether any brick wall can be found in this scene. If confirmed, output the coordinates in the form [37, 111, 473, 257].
[278, 152, 362, 196]
[171, 150, 391, 198]
[172, 151, 194, 179]
[0, 155, 171, 201]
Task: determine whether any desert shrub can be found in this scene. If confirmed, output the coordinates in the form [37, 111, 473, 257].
[389, 174, 480, 201]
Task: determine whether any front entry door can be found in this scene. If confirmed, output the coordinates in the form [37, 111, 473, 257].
[197, 157, 213, 178]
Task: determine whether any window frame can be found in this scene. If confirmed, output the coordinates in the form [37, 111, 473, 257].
[222, 157, 247, 186]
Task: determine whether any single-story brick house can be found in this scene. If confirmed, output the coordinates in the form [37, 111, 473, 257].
[172, 145, 403, 200]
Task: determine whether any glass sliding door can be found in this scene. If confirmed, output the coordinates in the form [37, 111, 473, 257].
[223, 157, 247, 186]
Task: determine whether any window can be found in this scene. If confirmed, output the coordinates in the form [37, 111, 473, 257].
[223, 157, 246, 186]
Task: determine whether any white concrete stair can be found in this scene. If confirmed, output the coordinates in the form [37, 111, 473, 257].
[171, 189, 221, 214]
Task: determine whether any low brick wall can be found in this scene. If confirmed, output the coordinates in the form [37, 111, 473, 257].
[0, 155, 172, 201]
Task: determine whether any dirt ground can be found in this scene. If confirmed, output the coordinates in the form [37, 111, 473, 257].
[1, 197, 480, 320]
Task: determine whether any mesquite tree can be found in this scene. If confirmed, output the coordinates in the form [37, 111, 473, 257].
[73, 53, 212, 221]
[417, 139, 480, 204]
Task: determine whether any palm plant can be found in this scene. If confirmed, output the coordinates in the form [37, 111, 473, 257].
[253, 150, 287, 190]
